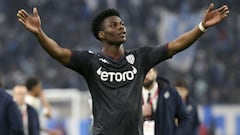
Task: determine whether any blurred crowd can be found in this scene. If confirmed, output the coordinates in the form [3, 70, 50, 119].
[0, 0, 239, 104]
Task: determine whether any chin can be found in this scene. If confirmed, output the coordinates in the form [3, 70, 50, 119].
[143, 80, 153, 88]
[120, 38, 127, 43]
[110, 38, 126, 45]
[115, 40, 126, 45]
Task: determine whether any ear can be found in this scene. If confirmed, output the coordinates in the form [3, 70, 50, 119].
[98, 31, 105, 40]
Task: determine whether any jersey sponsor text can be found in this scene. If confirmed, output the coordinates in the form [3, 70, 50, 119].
[97, 66, 137, 82]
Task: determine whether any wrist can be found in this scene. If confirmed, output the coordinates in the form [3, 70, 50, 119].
[34, 28, 43, 36]
[198, 21, 207, 32]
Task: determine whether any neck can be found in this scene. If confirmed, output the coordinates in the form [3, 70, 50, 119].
[102, 43, 124, 60]
[28, 91, 36, 97]
[183, 96, 187, 102]
[18, 103, 25, 107]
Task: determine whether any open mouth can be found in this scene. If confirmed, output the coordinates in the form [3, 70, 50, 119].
[118, 31, 126, 35]
[118, 31, 126, 37]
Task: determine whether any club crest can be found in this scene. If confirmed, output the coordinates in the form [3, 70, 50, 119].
[126, 54, 135, 64]
[164, 91, 170, 99]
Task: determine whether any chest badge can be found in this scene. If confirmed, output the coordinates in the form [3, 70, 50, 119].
[126, 54, 135, 64]
[164, 91, 170, 99]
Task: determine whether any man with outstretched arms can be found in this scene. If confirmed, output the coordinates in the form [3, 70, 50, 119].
[17, 3, 229, 135]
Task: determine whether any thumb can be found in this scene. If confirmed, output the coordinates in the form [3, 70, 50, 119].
[207, 3, 214, 12]
[33, 7, 38, 17]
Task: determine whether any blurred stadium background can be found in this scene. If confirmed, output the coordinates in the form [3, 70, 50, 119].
[1, 0, 240, 134]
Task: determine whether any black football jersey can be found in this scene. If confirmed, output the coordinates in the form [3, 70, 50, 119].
[65, 44, 171, 135]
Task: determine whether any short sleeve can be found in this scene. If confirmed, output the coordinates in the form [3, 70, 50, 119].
[64, 50, 92, 76]
[138, 43, 172, 73]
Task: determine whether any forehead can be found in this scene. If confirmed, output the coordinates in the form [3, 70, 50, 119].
[102, 16, 122, 25]
[148, 68, 157, 74]
[14, 86, 27, 93]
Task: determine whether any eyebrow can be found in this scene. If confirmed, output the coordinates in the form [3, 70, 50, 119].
[109, 20, 124, 24]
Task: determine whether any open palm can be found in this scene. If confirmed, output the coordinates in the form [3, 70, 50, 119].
[203, 3, 229, 28]
[17, 8, 41, 34]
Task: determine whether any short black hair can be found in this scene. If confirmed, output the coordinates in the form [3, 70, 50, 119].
[174, 79, 188, 89]
[25, 77, 40, 91]
[91, 9, 120, 40]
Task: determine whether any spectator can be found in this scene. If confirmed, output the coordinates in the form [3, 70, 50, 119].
[24, 76, 59, 135]
[142, 68, 189, 135]
[0, 74, 24, 135]
[175, 79, 200, 135]
[13, 85, 40, 135]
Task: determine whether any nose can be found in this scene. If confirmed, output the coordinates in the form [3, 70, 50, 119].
[119, 23, 125, 30]
[144, 74, 151, 81]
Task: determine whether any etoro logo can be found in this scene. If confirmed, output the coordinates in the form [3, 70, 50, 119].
[97, 66, 137, 82]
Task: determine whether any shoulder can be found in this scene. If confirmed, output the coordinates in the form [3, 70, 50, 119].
[125, 46, 155, 54]
[25, 95, 41, 110]
[72, 50, 97, 56]
[156, 78, 179, 97]
[27, 104, 38, 115]
[132, 46, 154, 52]
[137, 44, 169, 51]
[186, 97, 198, 106]
[0, 90, 13, 104]
[27, 104, 36, 110]
[156, 77, 170, 89]
[25, 95, 40, 104]
[70, 50, 100, 62]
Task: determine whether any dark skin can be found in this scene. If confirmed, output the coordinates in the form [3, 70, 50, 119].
[99, 16, 126, 60]
[16, 3, 229, 65]
[16, 5, 229, 134]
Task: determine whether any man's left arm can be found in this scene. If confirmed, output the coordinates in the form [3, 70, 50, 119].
[168, 3, 229, 56]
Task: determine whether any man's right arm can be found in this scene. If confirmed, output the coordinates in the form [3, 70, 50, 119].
[35, 28, 71, 65]
[17, 7, 72, 65]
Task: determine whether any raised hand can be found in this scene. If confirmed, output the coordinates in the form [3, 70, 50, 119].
[202, 3, 229, 28]
[17, 7, 41, 34]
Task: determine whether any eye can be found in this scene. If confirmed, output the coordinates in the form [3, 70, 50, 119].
[110, 22, 117, 27]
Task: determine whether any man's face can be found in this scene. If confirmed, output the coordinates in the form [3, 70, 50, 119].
[100, 16, 127, 44]
[34, 83, 42, 97]
[13, 86, 27, 105]
[143, 69, 157, 88]
[176, 86, 188, 100]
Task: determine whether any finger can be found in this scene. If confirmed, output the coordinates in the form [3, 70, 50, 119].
[220, 10, 230, 18]
[33, 7, 38, 17]
[218, 5, 228, 14]
[223, 6, 229, 14]
[207, 3, 214, 12]
[222, 10, 230, 17]
[222, 9, 230, 16]
[17, 11, 27, 20]
[18, 18, 26, 26]
[20, 9, 29, 18]
[219, 6, 229, 16]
